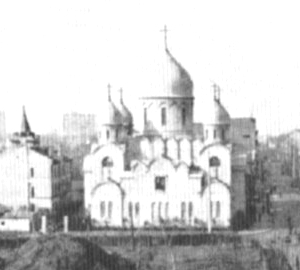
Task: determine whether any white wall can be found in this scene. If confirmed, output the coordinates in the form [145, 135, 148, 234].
[85, 139, 234, 229]
[0, 147, 29, 210]
[0, 218, 30, 232]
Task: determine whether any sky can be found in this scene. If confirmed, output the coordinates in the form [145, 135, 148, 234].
[0, 0, 300, 137]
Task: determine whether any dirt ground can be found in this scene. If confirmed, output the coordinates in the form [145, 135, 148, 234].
[0, 233, 292, 270]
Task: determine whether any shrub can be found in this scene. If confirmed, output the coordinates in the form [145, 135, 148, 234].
[231, 210, 247, 231]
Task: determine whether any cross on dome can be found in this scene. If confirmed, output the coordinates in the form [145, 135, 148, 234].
[119, 88, 124, 103]
[160, 25, 169, 49]
[212, 83, 221, 102]
[107, 83, 111, 101]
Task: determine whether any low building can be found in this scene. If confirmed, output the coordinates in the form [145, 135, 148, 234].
[0, 108, 72, 216]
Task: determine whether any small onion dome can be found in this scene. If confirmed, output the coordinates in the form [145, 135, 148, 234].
[102, 84, 123, 126]
[204, 85, 231, 125]
[117, 88, 133, 126]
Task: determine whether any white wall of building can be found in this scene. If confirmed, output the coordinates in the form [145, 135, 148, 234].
[0, 218, 30, 232]
[85, 144, 232, 228]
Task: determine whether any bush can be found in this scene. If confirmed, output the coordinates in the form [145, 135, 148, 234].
[231, 210, 247, 231]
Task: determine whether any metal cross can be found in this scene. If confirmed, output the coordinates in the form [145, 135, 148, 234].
[119, 88, 123, 103]
[160, 25, 169, 49]
[212, 83, 220, 101]
[107, 83, 111, 101]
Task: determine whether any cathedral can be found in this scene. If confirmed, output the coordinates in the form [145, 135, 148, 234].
[83, 29, 257, 229]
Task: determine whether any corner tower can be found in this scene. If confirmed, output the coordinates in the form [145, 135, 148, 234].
[140, 26, 194, 139]
[10, 106, 40, 147]
[99, 84, 133, 145]
[203, 84, 231, 145]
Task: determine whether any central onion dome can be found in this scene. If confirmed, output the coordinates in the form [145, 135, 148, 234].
[142, 29, 193, 98]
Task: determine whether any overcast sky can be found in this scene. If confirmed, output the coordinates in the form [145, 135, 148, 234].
[0, 0, 300, 137]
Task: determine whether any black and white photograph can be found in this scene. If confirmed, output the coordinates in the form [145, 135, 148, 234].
[0, 0, 299, 269]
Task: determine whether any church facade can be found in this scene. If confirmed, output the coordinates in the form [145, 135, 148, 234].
[84, 34, 256, 229]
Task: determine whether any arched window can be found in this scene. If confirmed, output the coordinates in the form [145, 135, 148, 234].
[181, 202, 186, 220]
[30, 168, 34, 178]
[158, 202, 162, 220]
[209, 156, 221, 167]
[135, 202, 140, 218]
[108, 201, 113, 219]
[106, 130, 110, 139]
[221, 129, 225, 140]
[100, 201, 105, 218]
[209, 156, 221, 178]
[161, 107, 166, 126]
[144, 108, 147, 126]
[216, 201, 221, 218]
[151, 202, 155, 223]
[102, 157, 114, 168]
[201, 175, 206, 189]
[182, 108, 186, 126]
[213, 129, 217, 139]
[128, 202, 133, 218]
[188, 202, 193, 220]
[31, 187, 35, 198]
[165, 203, 169, 219]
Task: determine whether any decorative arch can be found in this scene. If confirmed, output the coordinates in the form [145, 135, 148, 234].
[140, 137, 152, 160]
[166, 138, 179, 161]
[91, 182, 109, 197]
[152, 137, 165, 158]
[148, 157, 176, 174]
[176, 161, 189, 172]
[199, 142, 230, 156]
[179, 138, 192, 165]
[201, 178, 231, 194]
[130, 159, 148, 173]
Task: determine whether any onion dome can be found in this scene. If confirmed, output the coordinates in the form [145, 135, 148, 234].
[204, 84, 231, 125]
[142, 26, 193, 98]
[102, 84, 123, 126]
[117, 88, 133, 126]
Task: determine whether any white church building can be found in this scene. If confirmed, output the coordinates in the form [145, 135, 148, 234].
[83, 31, 257, 229]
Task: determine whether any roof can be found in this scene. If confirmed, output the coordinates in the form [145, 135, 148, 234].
[103, 99, 123, 126]
[20, 106, 35, 137]
[141, 46, 193, 99]
[203, 97, 231, 125]
[101, 85, 123, 126]
[116, 89, 133, 126]
[0, 204, 11, 215]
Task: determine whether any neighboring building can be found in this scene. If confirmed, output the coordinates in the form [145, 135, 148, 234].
[83, 32, 257, 229]
[62, 112, 96, 207]
[0, 111, 6, 147]
[230, 118, 258, 159]
[62, 112, 96, 146]
[0, 108, 72, 216]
